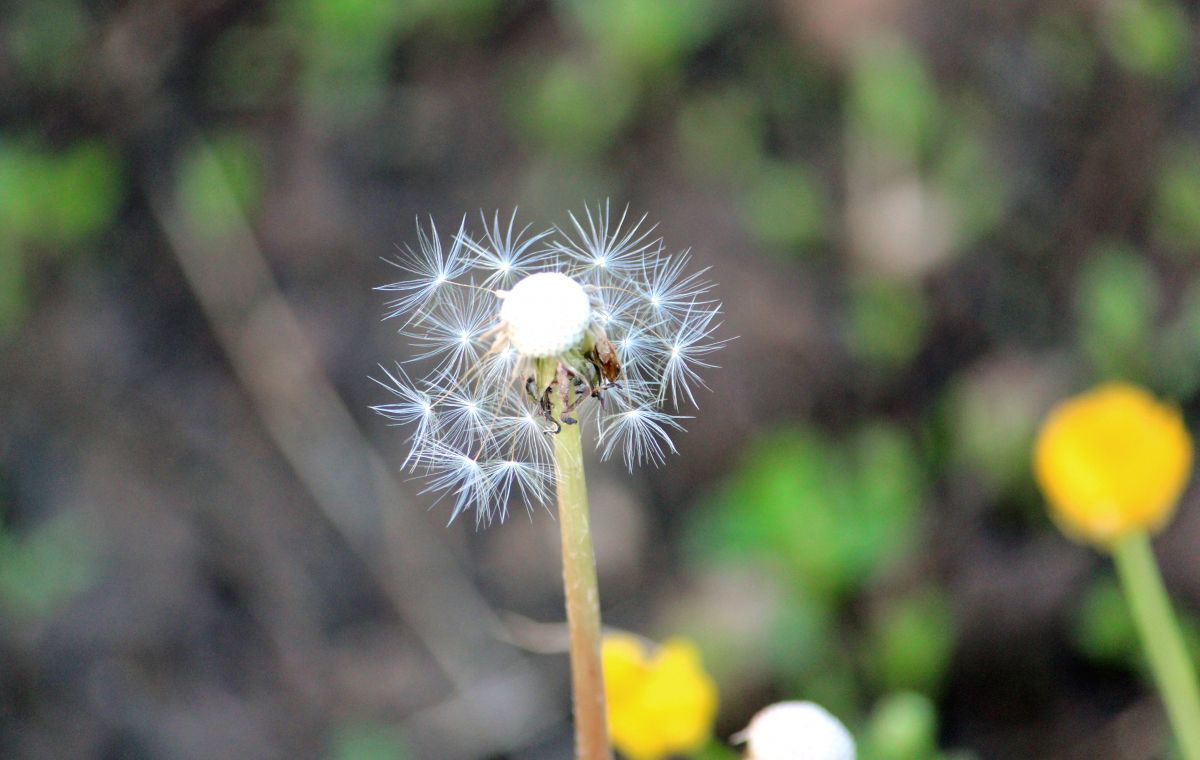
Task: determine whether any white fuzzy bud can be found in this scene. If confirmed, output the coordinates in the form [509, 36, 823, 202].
[499, 272, 592, 358]
[735, 701, 856, 760]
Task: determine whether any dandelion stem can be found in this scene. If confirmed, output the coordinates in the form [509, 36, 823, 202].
[1112, 531, 1200, 760]
[538, 359, 613, 760]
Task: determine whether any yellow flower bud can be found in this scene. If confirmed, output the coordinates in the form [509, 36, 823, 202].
[602, 633, 719, 760]
[1033, 383, 1193, 546]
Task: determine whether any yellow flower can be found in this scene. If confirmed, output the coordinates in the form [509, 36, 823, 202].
[602, 633, 719, 760]
[1033, 383, 1193, 545]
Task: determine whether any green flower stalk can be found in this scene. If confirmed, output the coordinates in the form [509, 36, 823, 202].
[539, 357, 610, 759]
[1113, 532, 1200, 760]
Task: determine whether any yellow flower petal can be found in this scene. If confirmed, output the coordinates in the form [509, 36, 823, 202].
[602, 634, 719, 760]
[602, 633, 650, 705]
[1033, 383, 1193, 545]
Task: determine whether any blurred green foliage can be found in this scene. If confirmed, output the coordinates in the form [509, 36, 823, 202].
[0, 139, 124, 247]
[1154, 143, 1200, 253]
[0, 137, 125, 334]
[285, 0, 502, 117]
[945, 363, 1045, 495]
[411, 0, 502, 37]
[0, 516, 95, 623]
[848, 40, 941, 160]
[1159, 280, 1200, 398]
[287, 0, 406, 114]
[3, 0, 87, 87]
[329, 721, 412, 760]
[846, 277, 928, 370]
[768, 590, 841, 676]
[204, 26, 295, 111]
[504, 0, 732, 161]
[682, 422, 948, 725]
[177, 134, 265, 238]
[694, 737, 740, 760]
[1103, 0, 1190, 79]
[1032, 9, 1100, 93]
[934, 116, 1008, 246]
[736, 162, 827, 250]
[1074, 573, 1141, 666]
[689, 425, 924, 601]
[868, 590, 956, 696]
[507, 0, 736, 162]
[1074, 573, 1200, 672]
[0, 234, 28, 339]
[676, 85, 766, 180]
[1076, 243, 1159, 381]
[506, 57, 638, 158]
[559, 0, 726, 79]
[860, 692, 939, 760]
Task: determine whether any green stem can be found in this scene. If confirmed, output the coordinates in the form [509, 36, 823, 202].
[538, 360, 613, 760]
[1112, 531, 1200, 760]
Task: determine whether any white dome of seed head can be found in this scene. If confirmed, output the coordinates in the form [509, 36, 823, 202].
[500, 272, 592, 358]
[737, 701, 856, 760]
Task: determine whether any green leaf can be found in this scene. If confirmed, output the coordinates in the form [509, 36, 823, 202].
[0, 237, 28, 338]
[560, 0, 727, 76]
[506, 57, 637, 158]
[289, 0, 412, 50]
[0, 139, 124, 247]
[691, 737, 741, 760]
[676, 86, 766, 179]
[177, 134, 265, 238]
[845, 277, 928, 369]
[736, 161, 827, 249]
[869, 590, 956, 695]
[1076, 243, 1158, 381]
[46, 141, 125, 245]
[0, 516, 96, 622]
[1104, 0, 1190, 80]
[1073, 572, 1200, 679]
[943, 355, 1058, 496]
[767, 589, 839, 682]
[1074, 573, 1140, 666]
[4, 0, 88, 86]
[687, 425, 923, 600]
[861, 691, 940, 760]
[329, 721, 411, 760]
[1032, 8, 1100, 93]
[283, 0, 415, 117]
[1158, 280, 1200, 397]
[848, 40, 941, 158]
[1154, 143, 1200, 253]
[934, 117, 1008, 245]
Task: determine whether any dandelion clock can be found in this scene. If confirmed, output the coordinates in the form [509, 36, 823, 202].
[372, 203, 728, 760]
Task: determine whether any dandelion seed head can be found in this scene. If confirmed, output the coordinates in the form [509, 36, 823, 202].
[373, 203, 729, 524]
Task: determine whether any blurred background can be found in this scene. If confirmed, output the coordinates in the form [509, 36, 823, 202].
[3, 0, 1200, 758]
